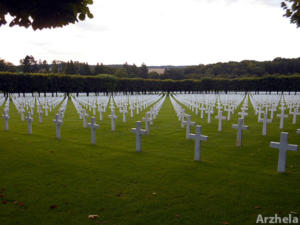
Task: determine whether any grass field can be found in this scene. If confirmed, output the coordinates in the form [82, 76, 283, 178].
[0, 94, 299, 225]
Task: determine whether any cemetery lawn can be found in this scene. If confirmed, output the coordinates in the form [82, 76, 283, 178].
[0, 95, 300, 225]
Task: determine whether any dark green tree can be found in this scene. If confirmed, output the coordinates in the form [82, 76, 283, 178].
[0, 0, 93, 30]
[94, 63, 105, 75]
[20, 55, 38, 72]
[51, 60, 58, 73]
[65, 60, 77, 74]
[282, 0, 300, 27]
[79, 62, 91, 75]
[139, 63, 148, 78]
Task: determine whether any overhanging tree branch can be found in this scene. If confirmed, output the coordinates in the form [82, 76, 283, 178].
[0, 0, 93, 30]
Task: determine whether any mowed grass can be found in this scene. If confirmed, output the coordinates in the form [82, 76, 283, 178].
[0, 94, 299, 225]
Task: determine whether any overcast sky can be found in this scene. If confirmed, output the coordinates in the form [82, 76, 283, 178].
[1, 0, 300, 66]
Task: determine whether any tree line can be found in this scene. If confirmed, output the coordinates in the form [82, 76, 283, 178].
[162, 57, 300, 80]
[1, 56, 300, 80]
[0, 55, 149, 78]
[0, 72, 299, 94]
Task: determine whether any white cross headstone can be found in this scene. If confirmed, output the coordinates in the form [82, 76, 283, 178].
[131, 121, 147, 152]
[142, 112, 151, 134]
[232, 118, 248, 147]
[270, 132, 298, 173]
[121, 107, 127, 123]
[180, 109, 186, 128]
[182, 114, 196, 139]
[277, 108, 288, 129]
[206, 108, 213, 123]
[257, 107, 264, 122]
[25, 112, 33, 134]
[297, 129, 300, 134]
[199, 104, 206, 119]
[82, 110, 89, 128]
[129, 105, 135, 118]
[258, 112, 272, 136]
[225, 105, 233, 120]
[2, 111, 9, 131]
[20, 107, 25, 121]
[53, 114, 63, 139]
[290, 108, 300, 124]
[270, 107, 276, 120]
[38, 108, 43, 123]
[98, 105, 105, 121]
[188, 125, 208, 161]
[88, 117, 99, 144]
[44, 104, 48, 117]
[108, 111, 118, 131]
[215, 111, 226, 132]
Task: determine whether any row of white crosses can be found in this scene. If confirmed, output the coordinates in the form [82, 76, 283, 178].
[131, 96, 166, 152]
[173, 93, 244, 125]
[71, 95, 109, 125]
[1, 94, 65, 134]
[170, 96, 208, 161]
[251, 93, 300, 132]
[114, 94, 162, 121]
[172, 94, 300, 173]
[173, 93, 247, 132]
[70, 93, 164, 144]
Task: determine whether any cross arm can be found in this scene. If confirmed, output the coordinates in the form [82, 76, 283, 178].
[200, 135, 208, 141]
[270, 141, 280, 149]
[287, 144, 298, 152]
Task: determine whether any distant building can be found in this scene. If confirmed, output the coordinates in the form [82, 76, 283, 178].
[148, 68, 165, 74]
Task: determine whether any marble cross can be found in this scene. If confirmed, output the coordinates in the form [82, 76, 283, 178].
[120, 107, 128, 123]
[215, 111, 226, 132]
[206, 107, 214, 123]
[129, 105, 135, 118]
[297, 129, 300, 134]
[188, 125, 208, 161]
[92, 105, 96, 116]
[53, 114, 63, 139]
[98, 105, 105, 121]
[88, 117, 100, 144]
[38, 108, 43, 123]
[258, 112, 272, 136]
[195, 106, 198, 115]
[182, 114, 196, 139]
[2, 110, 9, 131]
[82, 110, 89, 128]
[270, 106, 276, 120]
[20, 107, 25, 121]
[277, 108, 288, 129]
[180, 109, 186, 128]
[199, 104, 206, 119]
[44, 104, 48, 117]
[131, 121, 147, 152]
[25, 112, 33, 134]
[225, 105, 233, 120]
[270, 132, 298, 173]
[108, 111, 118, 131]
[257, 107, 264, 122]
[142, 112, 151, 134]
[232, 118, 248, 147]
[290, 108, 300, 124]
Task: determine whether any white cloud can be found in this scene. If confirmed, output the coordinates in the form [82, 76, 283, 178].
[0, 0, 299, 66]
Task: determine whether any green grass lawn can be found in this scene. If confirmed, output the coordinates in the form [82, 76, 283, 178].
[0, 94, 299, 225]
